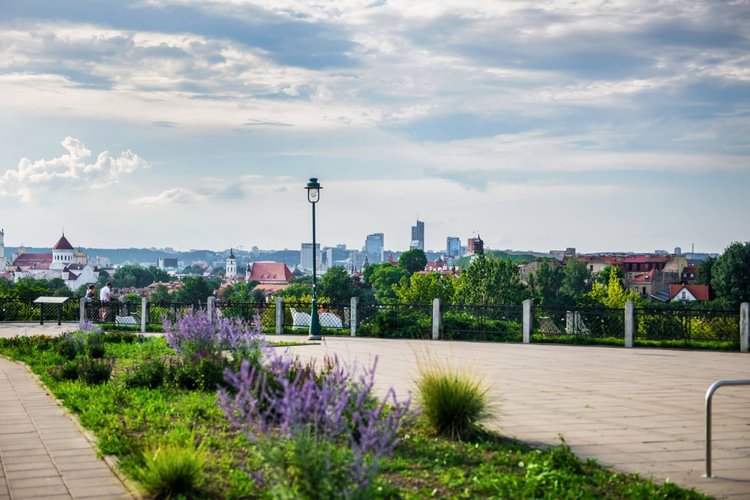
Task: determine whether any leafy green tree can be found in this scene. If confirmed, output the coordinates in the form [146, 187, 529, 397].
[696, 257, 716, 286]
[14, 277, 53, 301]
[148, 266, 173, 284]
[394, 272, 456, 304]
[455, 254, 528, 305]
[367, 264, 409, 302]
[595, 265, 624, 286]
[398, 249, 428, 275]
[48, 278, 72, 297]
[0, 279, 14, 297]
[588, 267, 639, 308]
[317, 266, 355, 304]
[528, 262, 564, 307]
[211, 266, 226, 278]
[221, 281, 263, 303]
[561, 259, 592, 298]
[174, 276, 217, 305]
[278, 283, 313, 299]
[711, 242, 750, 307]
[149, 284, 172, 306]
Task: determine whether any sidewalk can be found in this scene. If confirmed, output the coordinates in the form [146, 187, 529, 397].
[0, 356, 133, 499]
[273, 335, 750, 499]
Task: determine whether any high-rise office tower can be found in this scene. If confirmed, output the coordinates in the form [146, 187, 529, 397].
[365, 233, 384, 263]
[410, 220, 424, 251]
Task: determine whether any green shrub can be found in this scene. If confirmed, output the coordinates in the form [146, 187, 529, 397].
[86, 333, 106, 359]
[417, 362, 490, 440]
[50, 360, 80, 381]
[167, 357, 225, 391]
[57, 333, 85, 360]
[104, 331, 141, 344]
[135, 444, 206, 499]
[77, 357, 113, 385]
[123, 357, 166, 389]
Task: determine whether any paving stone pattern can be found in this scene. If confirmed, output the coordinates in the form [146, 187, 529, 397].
[274, 335, 750, 499]
[0, 358, 133, 499]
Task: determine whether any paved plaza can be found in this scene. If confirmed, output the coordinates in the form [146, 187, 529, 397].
[277, 334, 750, 499]
[0, 323, 748, 498]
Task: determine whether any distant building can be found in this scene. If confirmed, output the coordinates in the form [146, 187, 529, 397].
[246, 261, 293, 294]
[669, 284, 709, 303]
[467, 235, 484, 255]
[225, 249, 237, 279]
[0, 228, 4, 269]
[446, 236, 462, 258]
[365, 233, 384, 264]
[300, 243, 321, 272]
[410, 220, 424, 251]
[7, 232, 98, 290]
[157, 257, 179, 269]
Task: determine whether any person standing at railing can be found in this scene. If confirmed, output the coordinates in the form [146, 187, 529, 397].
[99, 282, 112, 321]
[85, 284, 96, 320]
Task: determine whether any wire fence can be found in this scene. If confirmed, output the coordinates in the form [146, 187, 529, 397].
[215, 301, 276, 331]
[283, 300, 350, 332]
[534, 306, 626, 341]
[441, 303, 523, 341]
[634, 307, 739, 346]
[357, 302, 432, 339]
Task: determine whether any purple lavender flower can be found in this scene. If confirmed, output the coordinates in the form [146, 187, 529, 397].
[162, 309, 265, 360]
[218, 350, 411, 496]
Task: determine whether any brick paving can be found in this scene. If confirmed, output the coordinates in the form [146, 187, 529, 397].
[0, 343, 133, 499]
[272, 335, 750, 499]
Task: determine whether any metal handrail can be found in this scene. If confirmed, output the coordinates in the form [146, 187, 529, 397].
[705, 379, 750, 478]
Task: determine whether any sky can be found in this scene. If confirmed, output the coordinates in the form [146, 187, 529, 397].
[1, 0, 748, 255]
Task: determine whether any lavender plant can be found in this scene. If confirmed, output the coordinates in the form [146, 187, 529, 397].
[162, 309, 264, 362]
[219, 350, 411, 498]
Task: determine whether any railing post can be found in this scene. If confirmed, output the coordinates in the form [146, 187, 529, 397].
[207, 296, 216, 322]
[432, 298, 441, 340]
[141, 297, 148, 333]
[275, 296, 284, 335]
[741, 302, 749, 353]
[350, 296, 358, 337]
[522, 299, 532, 343]
[625, 301, 634, 348]
[79, 297, 86, 324]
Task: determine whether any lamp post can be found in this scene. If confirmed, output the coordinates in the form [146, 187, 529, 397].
[305, 177, 322, 340]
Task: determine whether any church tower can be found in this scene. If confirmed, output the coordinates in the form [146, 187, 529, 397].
[50, 233, 75, 270]
[225, 248, 237, 279]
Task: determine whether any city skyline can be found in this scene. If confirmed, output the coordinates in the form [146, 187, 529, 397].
[1, 2, 748, 254]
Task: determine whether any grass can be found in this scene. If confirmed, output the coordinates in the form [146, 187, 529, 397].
[0, 333, 709, 499]
[135, 443, 207, 498]
[416, 359, 489, 440]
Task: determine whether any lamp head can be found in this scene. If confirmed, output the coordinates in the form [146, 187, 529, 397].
[306, 177, 322, 204]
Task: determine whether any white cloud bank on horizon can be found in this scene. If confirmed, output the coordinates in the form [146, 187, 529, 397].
[0, 137, 149, 203]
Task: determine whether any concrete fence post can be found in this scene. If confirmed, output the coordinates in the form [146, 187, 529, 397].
[275, 297, 284, 335]
[741, 302, 749, 353]
[350, 296, 358, 337]
[79, 297, 86, 324]
[141, 297, 148, 333]
[207, 296, 216, 322]
[522, 299, 532, 343]
[432, 298, 441, 340]
[624, 301, 634, 348]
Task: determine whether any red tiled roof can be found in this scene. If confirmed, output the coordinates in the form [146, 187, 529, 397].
[254, 283, 290, 293]
[622, 255, 669, 264]
[53, 234, 74, 250]
[669, 284, 710, 301]
[13, 252, 52, 269]
[248, 262, 293, 283]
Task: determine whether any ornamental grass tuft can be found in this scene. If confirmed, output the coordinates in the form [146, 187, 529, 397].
[135, 443, 206, 499]
[416, 358, 490, 440]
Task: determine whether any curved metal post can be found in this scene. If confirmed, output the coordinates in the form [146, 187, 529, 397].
[705, 379, 750, 478]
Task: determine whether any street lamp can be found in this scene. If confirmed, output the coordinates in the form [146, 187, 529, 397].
[305, 177, 322, 340]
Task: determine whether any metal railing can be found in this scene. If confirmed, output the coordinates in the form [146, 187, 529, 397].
[441, 303, 523, 341]
[534, 306, 625, 340]
[357, 302, 432, 338]
[704, 379, 750, 478]
[636, 307, 739, 345]
[215, 300, 276, 330]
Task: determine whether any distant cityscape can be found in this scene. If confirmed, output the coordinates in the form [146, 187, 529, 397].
[0, 222, 721, 303]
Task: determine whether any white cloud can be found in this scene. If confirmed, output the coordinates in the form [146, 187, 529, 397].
[129, 187, 203, 206]
[0, 137, 149, 202]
